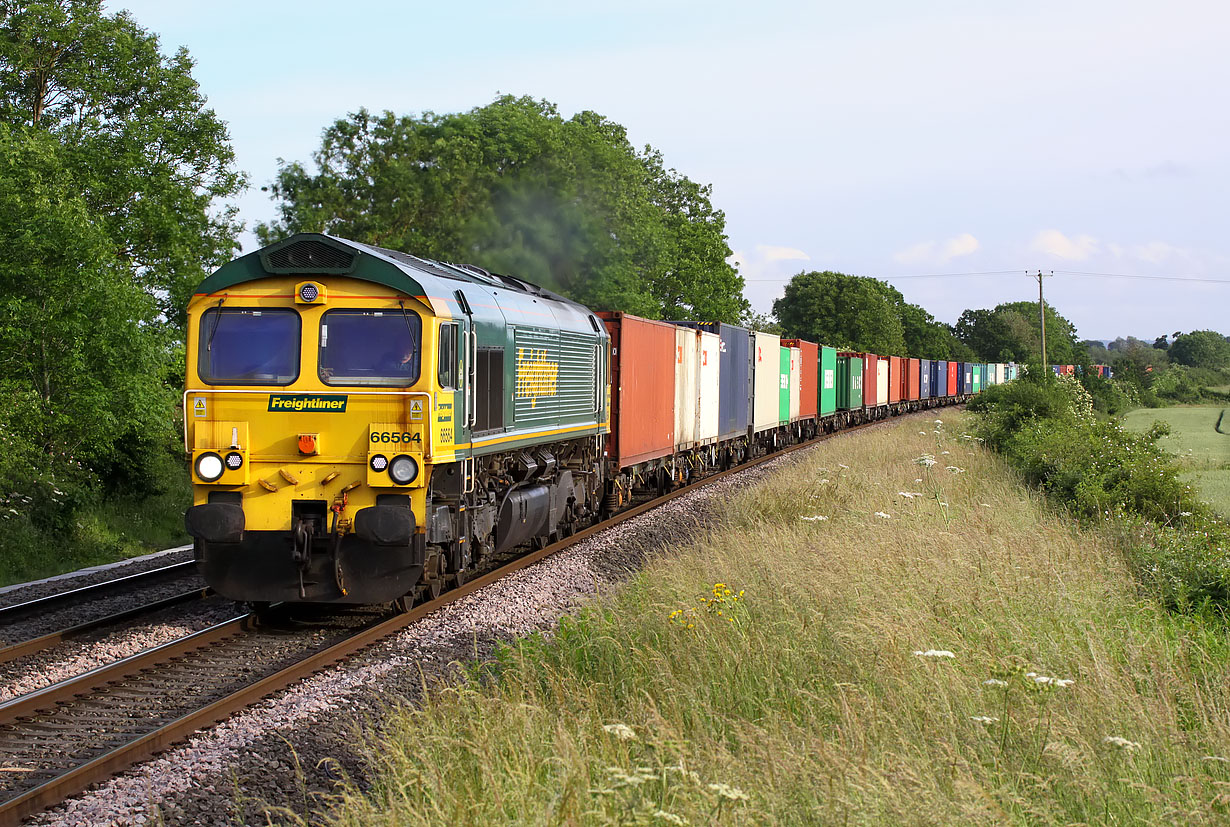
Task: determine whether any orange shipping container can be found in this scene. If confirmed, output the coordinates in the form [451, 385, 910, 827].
[905, 358, 921, 401]
[888, 355, 902, 404]
[598, 312, 676, 468]
[782, 339, 818, 419]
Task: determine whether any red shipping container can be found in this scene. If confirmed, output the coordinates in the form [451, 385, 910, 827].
[905, 358, 921, 401]
[598, 312, 676, 468]
[888, 355, 902, 403]
[862, 353, 878, 407]
[782, 339, 818, 419]
[947, 361, 958, 396]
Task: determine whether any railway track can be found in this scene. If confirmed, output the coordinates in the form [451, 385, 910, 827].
[0, 561, 199, 627]
[0, 587, 213, 667]
[0, 409, 954, 824]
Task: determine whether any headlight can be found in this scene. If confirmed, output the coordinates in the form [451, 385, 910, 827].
[195, 452, 224, 482]
[388, 454, 418, 485]
[224, 451, 244, 471]
[370, 454, 388, 472]
[299, 283, 319, 302]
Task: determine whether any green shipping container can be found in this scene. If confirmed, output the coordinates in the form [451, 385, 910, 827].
[972, 364, 983, 393]
[779, 347, 791, 423]
[836, 355, 863, 410]
[819, 346, 837, 416]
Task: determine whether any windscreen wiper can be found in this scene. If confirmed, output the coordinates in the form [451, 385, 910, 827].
[206, 296, 227, 352]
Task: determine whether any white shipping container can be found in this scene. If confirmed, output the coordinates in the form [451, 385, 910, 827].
[789, 346, 801, 421]
[674, 327, 698, 449]
[752, 331, 780, 433]
[697, 330, 720, 444]
[876, 358, 889, 406]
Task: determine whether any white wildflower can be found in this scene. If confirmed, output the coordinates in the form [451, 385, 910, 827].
[838, 463, 849, 470]
[938, 502, 949, 507]
[799, 515, 829, 522]
[913, 649, 956, 659]
[602, 723, 636, 741]
[934, 419, 943, 425]
[947, 466, 965, 473]
[819, 478, 830, 484]
[914, 478, 923, 483]
[898, 491, 924, 499]
[1103, 736, 1141, 751]
[941, 450, 950, 455]
[982, 679, 1008, 687]
[707, 782, 750, 802]
[874, 511, 891, 519]
[1026, 673, 1074, 687]
[1179, 511, 1192, 517]
[970, 716, 998, 724]
[919, 431, 927, 436]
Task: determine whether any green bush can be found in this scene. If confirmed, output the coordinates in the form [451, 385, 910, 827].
[969, 367, 1230, 613]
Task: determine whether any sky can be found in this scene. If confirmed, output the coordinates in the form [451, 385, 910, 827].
[103, 0, 1230, 341]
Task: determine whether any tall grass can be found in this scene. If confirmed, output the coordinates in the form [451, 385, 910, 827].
[309, 416, 1230, 825]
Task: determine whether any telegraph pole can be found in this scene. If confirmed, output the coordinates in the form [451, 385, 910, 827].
[1032, 270, 1052, 367]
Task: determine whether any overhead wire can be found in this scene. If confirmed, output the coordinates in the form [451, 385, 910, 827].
[742, 269, 1230, 284]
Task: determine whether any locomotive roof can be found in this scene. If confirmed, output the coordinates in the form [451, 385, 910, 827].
[194, 233, 590, 314]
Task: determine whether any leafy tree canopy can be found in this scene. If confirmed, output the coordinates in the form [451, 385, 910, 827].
[0, 0, 244, 326]
[259, 97, 747, 323]
[955, 301, 1080, 363]
[772, 271, 905, 354]
[772, 270, 965, 357]
[1168, 330, 1230, 369]
[0, 126, 175, 483]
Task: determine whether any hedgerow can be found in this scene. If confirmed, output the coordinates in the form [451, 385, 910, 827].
[969, 366, 1230, 612]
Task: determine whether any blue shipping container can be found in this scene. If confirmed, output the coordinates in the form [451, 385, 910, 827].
[959, 362, 973, 394]
[677, 321, 751, 441]
[919, 359, 932, 397]
[931, 360, 946, 398]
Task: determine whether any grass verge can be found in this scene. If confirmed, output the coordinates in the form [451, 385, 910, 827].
[305, 415, 1230, 825]
[1122, 405, 1230, 515]
[0, 462, 189, 586]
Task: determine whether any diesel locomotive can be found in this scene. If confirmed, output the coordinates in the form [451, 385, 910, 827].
[184, 233, 609, 606]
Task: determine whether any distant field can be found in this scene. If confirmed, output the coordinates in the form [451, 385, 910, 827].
[1123, 405, 1230, 513]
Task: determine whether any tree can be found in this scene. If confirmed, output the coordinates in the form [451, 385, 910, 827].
[955, 301, 1079, 363]
[1169, 330, 1230, 369]
[0, 127, 175, 494]
[772, 271, 906, 354]
[0, 0, 244, 326]
[259, 97, 746, 322]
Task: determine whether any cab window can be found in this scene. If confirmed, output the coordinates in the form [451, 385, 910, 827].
[319, 309, 422, 386]
[438, 323, 459, 389]
[198, 308, 300, 385]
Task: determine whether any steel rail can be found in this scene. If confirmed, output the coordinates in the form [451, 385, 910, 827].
[0, 587, 213, 666]
[0, 403, 963, 824]
[0, 561, 200, 626]
[0, 614, 251, 728]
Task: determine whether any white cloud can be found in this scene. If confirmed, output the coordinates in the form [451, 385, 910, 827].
[893, 241, 935, 265]
[1132, 241, 1183, 264]
[755, 244, 810, 263]
[893, 233, 979, 265]
[941, 233, 980, 260]
[1031, 229, 1100, 261]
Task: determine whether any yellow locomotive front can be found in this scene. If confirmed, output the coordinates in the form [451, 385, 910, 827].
[184, 238, 453, 605]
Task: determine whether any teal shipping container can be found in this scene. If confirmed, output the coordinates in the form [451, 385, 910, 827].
[835, 353, 863, 410]
[972, 364, 983, 393]
[820, 346, 837, 416]
[779, 346, 791, 423]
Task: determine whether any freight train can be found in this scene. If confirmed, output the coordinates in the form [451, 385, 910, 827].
[183, 233, 1014, 607]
